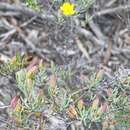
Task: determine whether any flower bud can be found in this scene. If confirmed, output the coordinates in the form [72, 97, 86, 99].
[77, 99, 84, 110]
[10, 95, 20, 108]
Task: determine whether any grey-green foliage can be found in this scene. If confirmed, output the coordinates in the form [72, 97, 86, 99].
[16, 69, 31, 97]
[0, 62, 16, 76]
[25, 0, 40, 11]
[34, 66, 47, 87]
[76, 0, 95, 11]
[0, 54, 25, 77]
[15, 68, 45, 111]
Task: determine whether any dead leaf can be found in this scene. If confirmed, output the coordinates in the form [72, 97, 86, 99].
[26, 57, 39, 71]
[66, 105, 78, 119]
[100, 102, 109, 113]
[96, 69, 105, 81]
[0, 53, 10, 63]
[124, 33, 130, 45]
[102, 121, 109, 129]
[92, 97, 99, 110]
[105, 88, 113, 97]
[49, 75, 57, 96]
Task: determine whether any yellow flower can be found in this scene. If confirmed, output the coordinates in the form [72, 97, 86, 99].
[60, 2, 77, 16]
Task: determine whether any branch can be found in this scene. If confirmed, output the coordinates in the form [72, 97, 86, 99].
[0, 2, 55, 20]
[93, 5, 130, 17]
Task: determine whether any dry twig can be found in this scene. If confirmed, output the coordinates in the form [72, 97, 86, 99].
[93, 5, 130, 17]
[75, 37, 91, 61]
